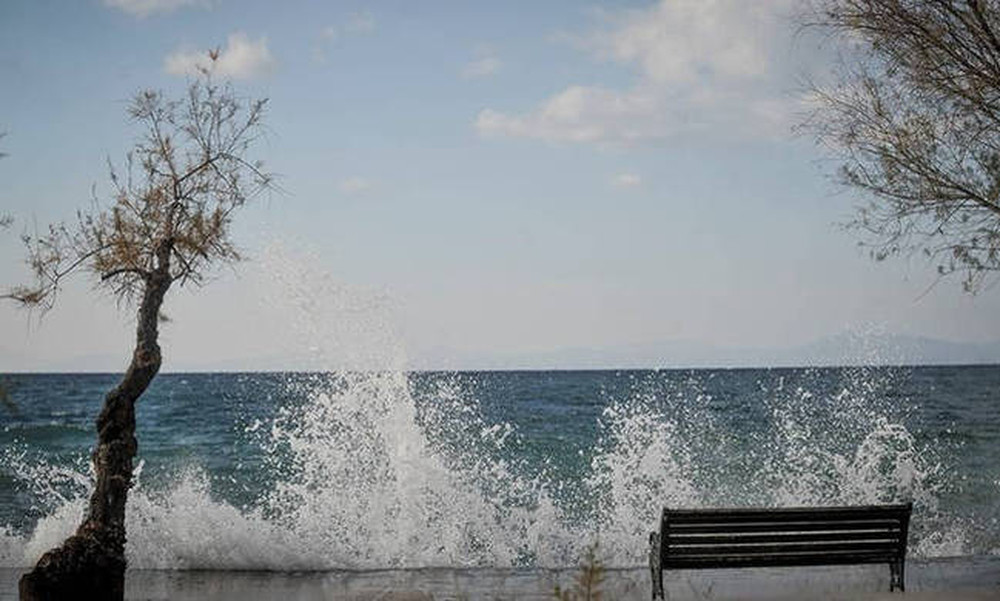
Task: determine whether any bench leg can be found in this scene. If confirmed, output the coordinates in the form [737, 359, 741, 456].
[889, 560, 905, 592]
[649, 531, 663, 600]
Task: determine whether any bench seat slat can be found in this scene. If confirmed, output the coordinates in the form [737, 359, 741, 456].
[663, 552, 901, 570]
[668, 520, 902, 534]
[666, 505, 911, 522]
[667, 541, 902, 556]
[669, 531, 902, 544]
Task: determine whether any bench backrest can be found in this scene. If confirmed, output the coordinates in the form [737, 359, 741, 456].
[660, 504, 912, 570]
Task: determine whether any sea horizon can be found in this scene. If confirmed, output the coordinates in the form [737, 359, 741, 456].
[4, 361, 1000, 374]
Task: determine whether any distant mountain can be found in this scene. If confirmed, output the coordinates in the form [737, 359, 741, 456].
[410, 333, 1000, 371]
[5, 333, 998, 373]
[789, 333, 1000, 367]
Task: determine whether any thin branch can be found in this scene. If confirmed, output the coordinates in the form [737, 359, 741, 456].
[100, 267, 150, 282]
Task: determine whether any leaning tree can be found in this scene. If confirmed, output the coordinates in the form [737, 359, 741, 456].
[803, 0, 1000, 292]
[5, 68, 271, 600]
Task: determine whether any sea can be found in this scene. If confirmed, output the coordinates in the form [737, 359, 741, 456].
[1, 365, 999, 599]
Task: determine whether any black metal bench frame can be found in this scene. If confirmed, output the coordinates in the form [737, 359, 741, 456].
[649, 503, 912, 599]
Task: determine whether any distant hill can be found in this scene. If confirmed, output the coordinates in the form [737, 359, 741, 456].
[786, 333, 1000, 367]
[411, 333, 1000, 371]
[5, 333, 999, 372]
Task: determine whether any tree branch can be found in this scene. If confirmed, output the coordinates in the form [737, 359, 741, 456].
[100, 267, 150, 282]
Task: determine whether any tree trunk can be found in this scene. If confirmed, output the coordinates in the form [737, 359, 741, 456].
[19, 265, 171, 601]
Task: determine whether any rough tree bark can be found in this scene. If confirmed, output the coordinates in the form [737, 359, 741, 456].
[19, 243, 172, 601]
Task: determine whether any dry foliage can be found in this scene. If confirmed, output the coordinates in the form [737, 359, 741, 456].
[3, 70, 271, 311]
[554, 542, 606, 601]
[804, 0, 1000, 292]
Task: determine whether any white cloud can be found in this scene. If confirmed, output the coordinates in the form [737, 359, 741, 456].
[586, 0, 774, 85]
[612, 172, 642, 188]
[476, 0, 798, 145]
[165, 33, 275, 80]
[104, 0, 203, 18]
[338, 177, 373, 194]
[477, 85, 663, 144]
[462, 56, 502, 79]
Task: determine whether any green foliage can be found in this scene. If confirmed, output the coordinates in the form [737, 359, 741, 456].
[553, 542, 606, 601]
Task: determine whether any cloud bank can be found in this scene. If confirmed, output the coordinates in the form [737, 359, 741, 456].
[476, 0, 798, 145]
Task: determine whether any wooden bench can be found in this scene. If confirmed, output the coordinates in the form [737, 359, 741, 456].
[649, 503, 912, 599]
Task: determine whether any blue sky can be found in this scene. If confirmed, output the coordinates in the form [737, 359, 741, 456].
[2, 0, 999, 371]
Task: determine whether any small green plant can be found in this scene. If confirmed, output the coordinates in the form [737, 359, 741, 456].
[553, 541, 606, 601]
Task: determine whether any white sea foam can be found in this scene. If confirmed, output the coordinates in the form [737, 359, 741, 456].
[0, 367, 970, 570]
[257, 370, 559, 569]
[586, 396, 700, 564]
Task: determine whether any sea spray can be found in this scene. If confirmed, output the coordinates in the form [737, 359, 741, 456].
[257, 369, 558, 568]
[585, 394, 699, 565]
[756, 366, 958, 554]
[252, 248, 569, 567]
[0, 367, 980, 569]
[255, 244, 407, 373]
[0, 252, 987, 568]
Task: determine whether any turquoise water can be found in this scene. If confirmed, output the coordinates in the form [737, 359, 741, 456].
[1, 365, 998, 575]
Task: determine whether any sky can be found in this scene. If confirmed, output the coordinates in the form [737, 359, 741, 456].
[1, 0, 999, 372]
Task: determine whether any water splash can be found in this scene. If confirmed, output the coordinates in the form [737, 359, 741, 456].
[0, 367, 973, 570]
[257, 370, 558, 569]
[0, 252, 979, 569]
[585, 394, 699, 565]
